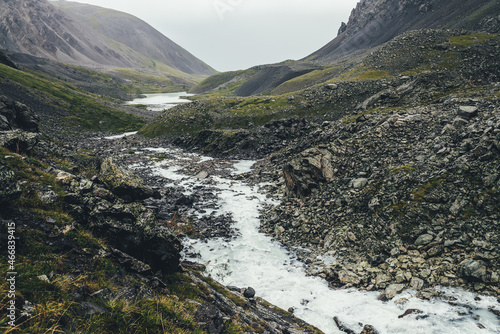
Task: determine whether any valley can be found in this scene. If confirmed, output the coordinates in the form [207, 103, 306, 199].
[1, 0, 500, 333]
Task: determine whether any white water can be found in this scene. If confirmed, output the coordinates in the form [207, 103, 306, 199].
[126, 92, 194, 111]
[140, 149, 500, 334]
[104, 131, 138, 140]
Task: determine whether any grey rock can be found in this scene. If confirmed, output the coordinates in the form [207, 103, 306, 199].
[410, 277, 424, 290]
[414, 234, 433, 246]
[100, 158, 154, 200]
[351, 178, 368, 189]
[244, 287, 256, 298]
[458, 259, 487, 282]
[77, 302, 107, 316]
[458, 106, 478, 118]
[0, 130, 39, 152]
[0, 160, 21, 203]
[385, 283, 406, 299]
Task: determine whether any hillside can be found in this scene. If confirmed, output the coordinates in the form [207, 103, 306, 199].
[52, 0, 215, 76]
[0, 0, 214, 91]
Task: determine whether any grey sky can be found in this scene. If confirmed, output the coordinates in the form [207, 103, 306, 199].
[64, 0, 360, 72]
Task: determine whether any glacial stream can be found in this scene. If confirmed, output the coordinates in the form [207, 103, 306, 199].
[127, 145, 500, 334]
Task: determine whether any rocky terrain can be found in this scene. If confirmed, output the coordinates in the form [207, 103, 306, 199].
[1, 0, 500, 332]
[0, 96, 321, 333]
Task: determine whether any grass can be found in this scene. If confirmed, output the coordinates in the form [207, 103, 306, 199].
[0, 64, 145, 133]
[448, 33, 497, 48]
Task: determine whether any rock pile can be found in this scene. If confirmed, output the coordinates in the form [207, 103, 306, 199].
[260, 92, 500, 298]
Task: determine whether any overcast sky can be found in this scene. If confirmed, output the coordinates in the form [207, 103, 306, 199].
[64, 0, 360, 72]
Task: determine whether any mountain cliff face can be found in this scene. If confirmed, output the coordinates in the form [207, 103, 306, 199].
[0, 0, 214, 76]
[307, 0, 500, 63]
[52, 0, 215, 75]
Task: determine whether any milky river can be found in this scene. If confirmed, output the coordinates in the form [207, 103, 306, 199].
[126, 145, 500, 334]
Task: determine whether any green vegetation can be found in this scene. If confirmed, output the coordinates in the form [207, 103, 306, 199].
[449, 33, 497, 47]
[389, 164, 415, 174]
[329, 66, 391, 82]
[189, 69, 256, 97]
[271, 66, 342, 95]
[0, 64, 144, 132]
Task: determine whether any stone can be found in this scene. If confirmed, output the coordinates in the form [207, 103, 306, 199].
[326, 84, 338, 90]
[351, 178, 368, 189]
[410, 277, 424, 290]
[194, 171, 209, 179]
[99, 158, 154, 200]
[375, 273, 391, 285]
[37, 275, 50, 283]
[361, 325, 380, 334]
[385, 283, 405, 299]
[0, 160, 21, 203]
[398, 309, 423, 318]
[458, 106, 478, 118]
[38, 190, 59, 205]
[458, 259, 487, 282]
[333, 317, 356, 334]
[77, 302, 107, 316]
[338, 270, 362, 285]
[414, 234, 433, 246]
[244, 287, 256, 298]
[0, 96, 39, 132]
[0, 130, 39, 152]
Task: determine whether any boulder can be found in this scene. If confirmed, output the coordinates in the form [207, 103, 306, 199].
[458, 259, 487, 282]
[0, 96, 39, 132]
[99, 158, 154, 200]
[88, 203, 181, 274]
[458, 106, 478, 119]
[384, 283, 405, 299]
[244, 287, 256, 298]
[414, 234, 433, 246]
[283, 147, 334, 198]
[0, 130, 39, 152]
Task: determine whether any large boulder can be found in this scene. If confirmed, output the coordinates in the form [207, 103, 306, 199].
[0, 96, 39, 132]
[0, 159, 21, 203]
[458, 259, 487, 282]
[99, 158, 154, 201]
[0, 130, 40, 153]
[283, 147, 334, 198]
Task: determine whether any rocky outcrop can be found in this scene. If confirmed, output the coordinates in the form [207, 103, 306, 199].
[0, 95, 39, 132]
[57, 162, 181, 274]
[0, 96, 40, 153]
[99, 158, 154, 201]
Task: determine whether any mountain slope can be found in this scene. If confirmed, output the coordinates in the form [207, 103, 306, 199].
[52, 0, 215, 76]
[0, 0, 214, 79]
[306, 0, 500, 63]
